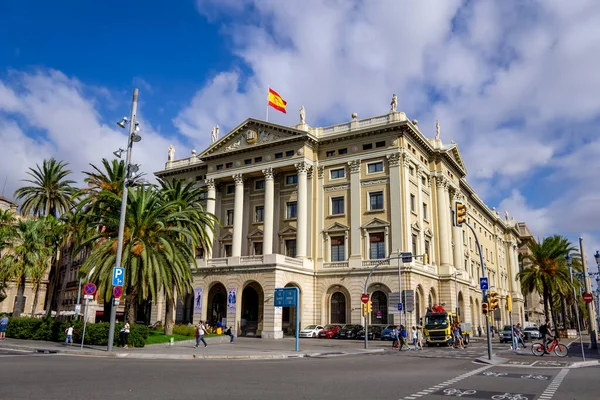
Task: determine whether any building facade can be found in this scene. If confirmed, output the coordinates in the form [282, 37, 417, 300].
[156, 106, 523, 338]
[517, 222, 544, 326]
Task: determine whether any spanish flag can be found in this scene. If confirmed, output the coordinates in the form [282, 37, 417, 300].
[268, 88, 287, 114]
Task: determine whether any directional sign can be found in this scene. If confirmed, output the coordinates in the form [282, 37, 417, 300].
[112, 267, 125, 286]
[113, 286, 123, 299]
[397, 303, 403, 311]
[403, 290, 415, 312]
[83, 282, 97, 296]
[274, 287, 298, 307]
[480, 277, 489, 291]
[583, 293, 594, 303]
[74, 305, 81, 314]
[361, 293, 370, 304]
[83, 295, 94, 300]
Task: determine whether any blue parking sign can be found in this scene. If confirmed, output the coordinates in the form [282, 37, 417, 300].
[397, 303, 403, 311]
[479, 277, 489, 290]
[112, 267, 125, 286]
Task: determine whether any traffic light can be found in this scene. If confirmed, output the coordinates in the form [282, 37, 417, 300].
[455, 201, 467, 227]
[489, 291, 499, 310]
[482, 302, 489, 315]
[362, 303, 368, 317]
[401, 252, 413, 263]
[423, 253, 429, 264]
[368, 301, 373, 313]
[507, 294, 512, 312]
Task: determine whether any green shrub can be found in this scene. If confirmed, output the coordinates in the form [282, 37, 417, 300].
[172, 324, 196, 337]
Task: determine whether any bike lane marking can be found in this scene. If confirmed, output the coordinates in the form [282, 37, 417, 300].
[400, 364, 493, 399]
[537, 368, 569, 400]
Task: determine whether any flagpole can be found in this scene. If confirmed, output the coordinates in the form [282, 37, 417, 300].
[266, 86, 269, 122]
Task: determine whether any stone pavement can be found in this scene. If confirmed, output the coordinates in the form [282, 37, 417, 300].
[0, 336, 385, 360]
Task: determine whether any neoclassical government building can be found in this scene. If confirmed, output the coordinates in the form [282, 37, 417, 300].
[155, 104, 524, 338]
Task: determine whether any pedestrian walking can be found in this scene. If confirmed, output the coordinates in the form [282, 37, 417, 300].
[411, 326, 418, 350]
[226, 326, 234, 343]
[416, 325, 424, 350]
[477, 326, 482, 337]
[195, 320, 208, 348]
[0, 314, 8, 340]
[120, 322, 130, 348]
[516, 323, 526, 348]
[399, 325, 410, 350]
[64, 325, 74, 345]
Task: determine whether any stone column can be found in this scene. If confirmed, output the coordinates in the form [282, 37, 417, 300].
[262, 168, 275, 255]
[316, 167, 325, 261]
[387, 153, 402, 256]
[417, 167, 425, 259]
[436, 177, 451, 268]
[348, 160, 362, 259]
[205, 178, 217, 259]
[509, 241, 521, 298]
[295, 162, 310, 258]
[452, 191, 464, 271]
[402, 154, 412, 254]
[232, 173, 244, 257]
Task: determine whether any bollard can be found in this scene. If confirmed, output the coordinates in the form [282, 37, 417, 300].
[169, 337, 174, 346]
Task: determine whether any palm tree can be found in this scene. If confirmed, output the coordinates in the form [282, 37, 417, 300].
[157, 178, 217, 334]
[0, 219, 48, 317]
[0, 209, 18, 303]
[517, 235, 579, 326]
[14, 158, 77, 217]
[79, 185, 200, 324]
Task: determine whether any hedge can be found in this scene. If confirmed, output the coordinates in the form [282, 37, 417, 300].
[5, 317, 149, 347]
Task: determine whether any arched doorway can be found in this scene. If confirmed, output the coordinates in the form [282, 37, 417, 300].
[282, 283, 301, 336]
[470, 297, 475, 328]
[475, 298, 481, 329]
[415, 286, 424, 325]
[370, 291, 388, 324]
[241, 281, 264, 337]
[330, 292, 346, 324]
[207, 283, 227, 325]
[457, 292, 464, 323]
[428, 288, 437, 309]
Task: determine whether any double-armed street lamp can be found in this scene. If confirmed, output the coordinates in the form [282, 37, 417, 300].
[107, 88, 141, 352]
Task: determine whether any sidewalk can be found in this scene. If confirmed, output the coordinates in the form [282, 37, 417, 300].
[0, 336, 385, 360]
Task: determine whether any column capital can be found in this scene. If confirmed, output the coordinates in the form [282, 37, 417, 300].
[435, 176, 447, 189]
[386, 152, 401, 167]
[402, 157, 411, 169]
[347, 160, 361, 174]
[307, 166, 314, 179]
[317, 166, 325, 179]
[232, 173, 244, 185]
[416, 165, 426, 176]
[205, 178, 216, 190]
[294, 161, 311, 174]
[262, 167, 275, 180]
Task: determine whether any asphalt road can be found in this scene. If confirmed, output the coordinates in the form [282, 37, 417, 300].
[0, 349, 598, 399]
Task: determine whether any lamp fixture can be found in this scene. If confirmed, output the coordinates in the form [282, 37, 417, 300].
[117, 117, 128, 129]
[113, 148, 125, 158]
[594, 250, 600, 264]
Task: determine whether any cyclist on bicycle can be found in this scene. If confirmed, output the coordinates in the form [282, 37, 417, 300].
[539, 319, 554, 354]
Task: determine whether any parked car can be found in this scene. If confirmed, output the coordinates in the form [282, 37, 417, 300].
[338, 324, 363, 339]
[523, 326, 541, 340]
[380, 325, 397, 341]
[500, 325, 513, 343]
[319, 324, 343, 338]
[299, 325, 325, 338]
[357, 325, 384, 340]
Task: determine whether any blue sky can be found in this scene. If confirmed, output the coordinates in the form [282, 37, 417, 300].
[1, 0, 600, 262]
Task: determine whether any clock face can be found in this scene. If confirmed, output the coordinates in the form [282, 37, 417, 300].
[245, 129, 257, 144]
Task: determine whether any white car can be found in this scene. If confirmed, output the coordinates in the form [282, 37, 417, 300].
[299, 325, 325, 338]
[523, 327, 541, 339]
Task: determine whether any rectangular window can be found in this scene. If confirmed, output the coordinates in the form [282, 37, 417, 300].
[275, 152, 283, 159]
[253, 242, 263, 256]
[286, 202, 298, 219]
[224, 245, 232, 257]
[369, 191, 384, 210]
[369, 232, 386, 259]
[254, 156, 262, 163]
[331, 196, 344, 215]
[286, 150, 295, 157]
[226, 162, 233, 168]
[226, 185, 235, 194]
[216, 164, 224, 170]
[338, 148, 348, 155]
[375, 141, 386, 148]
[255, 180, 265, 190]
[330, 236, 345, 262]
[326, 150, 335, 157]
[226, 210, 234, 226]
[244, 159, 252, 165]
[367, 162, 384, 173]
[424, 240, 430, 262]
[330, 168, 345, 179]
[410, 194, 416, 212]
[255, 206, 264, 222]
[362, 143, 373, 150]
[196, 247, 205, 258]
[285, 239, 297, 257]
[422, 176, 427, 185]
[286, 175, 298, 185]
[409, 166, 415, 176]
[462, 230, 466, 242]
[423, 203, 428, 220]
[411, 234, 418, 256]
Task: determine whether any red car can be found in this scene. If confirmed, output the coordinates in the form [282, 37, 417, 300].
[319, 324, 343, 338]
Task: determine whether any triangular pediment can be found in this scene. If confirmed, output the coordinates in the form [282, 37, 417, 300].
[247, 229, 263, 239]
[411, 221, 421, 231]
[324, 222, 350, 232]
[361, 217, 390, 229]
[424, 228, 433, 237]
[445, 145, 467, 173]
[219, 231, 233, 241]
[278, 225, 297, 236]
[199, 119, 307, 159]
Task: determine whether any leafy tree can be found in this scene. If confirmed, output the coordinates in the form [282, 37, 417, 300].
[14, 158, 77, 217]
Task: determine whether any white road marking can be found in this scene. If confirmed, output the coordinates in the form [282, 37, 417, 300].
[538, 368, 569, 399]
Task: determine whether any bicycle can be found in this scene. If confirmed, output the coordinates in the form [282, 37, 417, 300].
[491, 393, 529, 400]
[531, 338, 568, 357]
[443, 388, 476, 397]
[520, 374, 548, 380]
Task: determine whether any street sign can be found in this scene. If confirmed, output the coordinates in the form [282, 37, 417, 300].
[397, 303, 403, 311]
[361, 293, 370, 304]
[112, 267, 125, 286]
[400, 252, 413, 263]
[402, 290, 415, 312]
[274, 287, 298, 307]
[83, 294, 94, 300]
[583, 293, 594, 303]
[388, 292, 401, 313]
[480, 277, 489, 291]
[83, 282, 97, 295]
[74, 304, 81, 314]
[113, 286, 123, 299]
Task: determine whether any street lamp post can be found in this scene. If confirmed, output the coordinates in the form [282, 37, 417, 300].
[107, 88, 140, 352]
[579, 238, 598, 350]
[594, 250, 600, 340]
[566, 254, 586, 361]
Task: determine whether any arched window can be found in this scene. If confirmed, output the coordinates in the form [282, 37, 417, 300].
[370, 291, 388, 324]
[330, 292, 346, 324]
